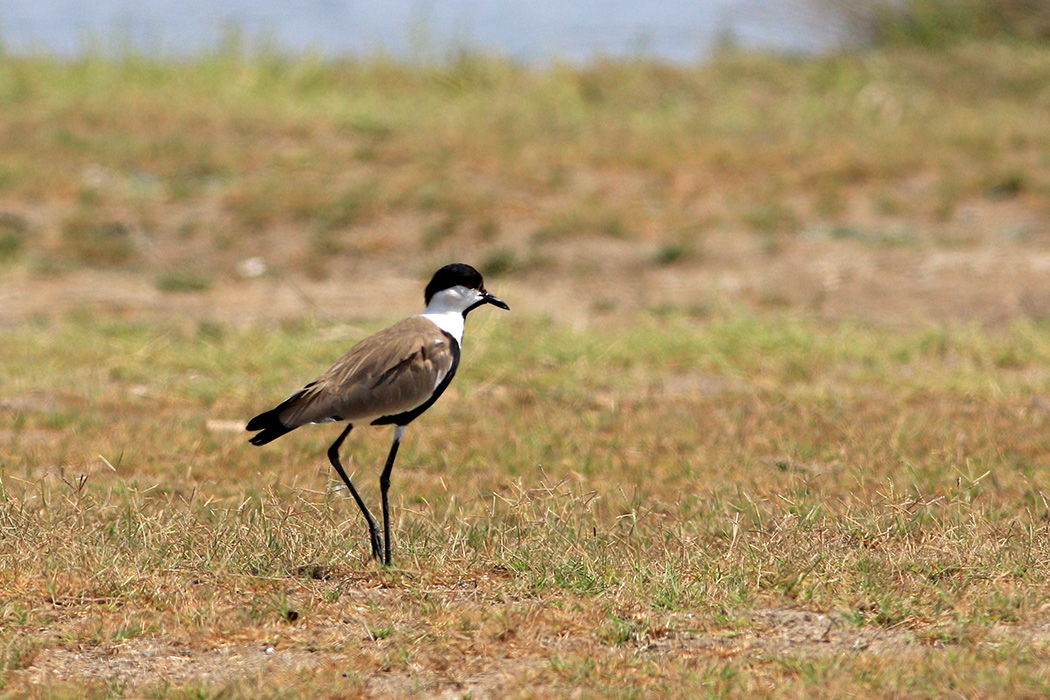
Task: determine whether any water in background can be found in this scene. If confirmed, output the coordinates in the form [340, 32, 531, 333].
[0, 0, 856, 62]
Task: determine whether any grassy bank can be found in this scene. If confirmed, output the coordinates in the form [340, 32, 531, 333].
[0, 41, 1048, 289]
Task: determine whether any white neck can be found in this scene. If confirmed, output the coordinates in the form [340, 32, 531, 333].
[419, 285, 480, 344]
[420, 306, 464, 344]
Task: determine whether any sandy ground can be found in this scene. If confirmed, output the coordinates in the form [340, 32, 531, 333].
[4, 214, 1050, 331]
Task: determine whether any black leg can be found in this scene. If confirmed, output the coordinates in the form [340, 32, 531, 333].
[379, 425, 406, 566]
[327, 424, 383, 560]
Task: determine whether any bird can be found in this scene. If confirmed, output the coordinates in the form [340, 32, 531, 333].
[246, 263, 508, 565]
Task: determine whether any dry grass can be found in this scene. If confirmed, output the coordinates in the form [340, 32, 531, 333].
[3, 313, 1050, 697]
[2, 39, 1050, 697]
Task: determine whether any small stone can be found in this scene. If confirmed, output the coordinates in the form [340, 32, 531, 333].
[238, 257, 267, 278]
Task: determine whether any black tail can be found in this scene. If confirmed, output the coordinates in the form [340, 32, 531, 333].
[247, 381, 320, 446]
[246, 404, 296, 446]
[247, 423, 294, 446]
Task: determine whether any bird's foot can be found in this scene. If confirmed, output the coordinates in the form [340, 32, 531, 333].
[368, 530, 384, 561]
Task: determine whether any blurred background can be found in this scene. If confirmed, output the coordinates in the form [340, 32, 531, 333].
[0, 0, 1048, 328]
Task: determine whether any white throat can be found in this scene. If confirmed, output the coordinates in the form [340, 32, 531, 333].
[421, 307, 464, 344]
[420, 285, 479, 344]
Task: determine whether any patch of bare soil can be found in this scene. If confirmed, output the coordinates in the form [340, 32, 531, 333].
[16, 636, 548, 698]
[12, 607, 936, 696]
[649, 608, 922, 658]
[365, 659, 549, 700]
[20, 639, 327, 690]
[4, 215, 1050, 330]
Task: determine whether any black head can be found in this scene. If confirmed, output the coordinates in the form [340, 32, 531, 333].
[424, 263, 509, 313]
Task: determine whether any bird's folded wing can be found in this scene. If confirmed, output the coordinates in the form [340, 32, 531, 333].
[278, 317, 456, 428]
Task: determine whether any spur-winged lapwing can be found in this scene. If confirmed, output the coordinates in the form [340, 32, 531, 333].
[246, 263, 508, 565]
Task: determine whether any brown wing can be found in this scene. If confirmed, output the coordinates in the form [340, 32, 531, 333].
[277, 316, 455, 428]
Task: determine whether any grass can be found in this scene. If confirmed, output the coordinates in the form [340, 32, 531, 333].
[2, 31, 1050, 698]
[4, 312, 1050, 696]
[0, 40, 1049, 281]
[156, 271, 212, 292]
[827, 0, 1050, 47]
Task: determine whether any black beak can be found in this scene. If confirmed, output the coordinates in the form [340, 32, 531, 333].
[482, 290, 509, 310]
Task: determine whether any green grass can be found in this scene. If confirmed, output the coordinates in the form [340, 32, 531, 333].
[829, 0, 1050, 47]
[155, 271, 212, 292]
